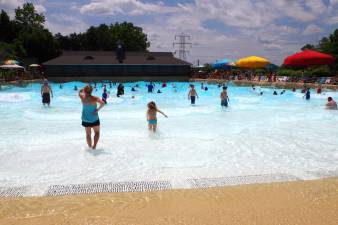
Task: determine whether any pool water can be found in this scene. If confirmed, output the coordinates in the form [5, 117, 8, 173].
[0, 81, 337, 191]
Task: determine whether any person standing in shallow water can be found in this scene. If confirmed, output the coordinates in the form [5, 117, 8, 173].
[188, 85, 198, 105]
[147, 101, 168, 133]
[79, 85, 105, 150]
[304, 88, 311, 100]
[41, 80, 53, 107]
[220, 86, 229, 108]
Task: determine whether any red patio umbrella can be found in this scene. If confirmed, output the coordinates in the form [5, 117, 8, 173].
[283, 50, 334, 66]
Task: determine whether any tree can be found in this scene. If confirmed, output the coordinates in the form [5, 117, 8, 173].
[0, 10, 16, 43]
[20, 28, 60, 62]
[56, 22, 150, 52]
[14, 2, 45, 29]
[86, 24, 114, 50]
[109, 22, 149, 51]
[318, 29, 338, 70]
[301, 44, 316, 51]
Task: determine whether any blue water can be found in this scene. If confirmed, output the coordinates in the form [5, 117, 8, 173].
[0, 81, 337, 190]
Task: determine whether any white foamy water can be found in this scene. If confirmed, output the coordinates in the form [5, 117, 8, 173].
[0, 82, 337, 190]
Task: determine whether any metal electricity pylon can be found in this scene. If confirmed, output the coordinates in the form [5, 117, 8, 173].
[173, 33, 192, 61]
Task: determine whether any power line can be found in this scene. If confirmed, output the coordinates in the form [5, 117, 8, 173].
[173, 33, 192, 61]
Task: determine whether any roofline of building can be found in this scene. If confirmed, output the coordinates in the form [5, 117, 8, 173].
[42, 63, 192, 66]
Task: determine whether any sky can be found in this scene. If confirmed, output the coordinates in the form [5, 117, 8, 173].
[1, 0, 338, 65]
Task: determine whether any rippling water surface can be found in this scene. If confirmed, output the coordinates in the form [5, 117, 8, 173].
[0, 81, 337, 188]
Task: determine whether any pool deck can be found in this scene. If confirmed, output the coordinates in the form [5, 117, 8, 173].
[1, 169, 338, 197]
[1, 177, 337, 225]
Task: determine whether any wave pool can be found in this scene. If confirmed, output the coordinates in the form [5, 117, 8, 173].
[0, 81, 337, 194]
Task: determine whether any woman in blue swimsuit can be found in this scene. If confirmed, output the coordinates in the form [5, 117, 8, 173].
[79, 85, 105, 149]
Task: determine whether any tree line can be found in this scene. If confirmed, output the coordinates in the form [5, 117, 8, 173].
[0, 3, 150, 64]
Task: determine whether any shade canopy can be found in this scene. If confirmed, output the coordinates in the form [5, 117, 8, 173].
[0, 64, 25, 70]
[3, 60, 19, 65]
[266, 63, 279, 70]
[236, 56, 270, 68]
[212, 58, 234, 69]
[29, 64, 41, 67]
[283, 50, 334, 66]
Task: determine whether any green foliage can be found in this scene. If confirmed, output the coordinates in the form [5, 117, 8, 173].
[301, 29, 338, 73]
[56, 22, 150, 51]
[14, 2, 45, 29]
[277, 68, 303, 77]
[301, 44, 316, 51]
[277, 66, 331, 77]
[0, 3, 58, 63]
[307, 65, 331, 77]
[0, 10, 16, 42]
[200, 64, 213, 73]
[1, 2, 150, 64]
[0, 42, 17, 59]
[19, 28, 60, 62]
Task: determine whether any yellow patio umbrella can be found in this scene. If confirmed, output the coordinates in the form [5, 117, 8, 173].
[236, 56, 270, 68]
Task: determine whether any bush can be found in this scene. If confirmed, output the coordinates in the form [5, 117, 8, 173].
[307, 65, 331, 77]
[276, 69, 303, 77]
[277, 66, 333, 77]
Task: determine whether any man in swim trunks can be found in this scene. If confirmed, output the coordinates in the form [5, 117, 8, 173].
[41, 80, 53, 106]
[326, 97, 337, 110]
[188, 85, 198, 105]
[220, 86, 229, 108]
[79, 85, 105, 150]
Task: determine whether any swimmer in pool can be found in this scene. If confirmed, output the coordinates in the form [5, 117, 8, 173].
[79, 85, 105, 150]
[102, 88, 108, 104]
[326, 97, 337, 109]
[146, 101, 168, 133]
[273, 90, 278, 95]
[304, 88, 310, 100]
[220, 86, 229, 108]
[188, 85, 198, 105]
[41, 80, 53, 106]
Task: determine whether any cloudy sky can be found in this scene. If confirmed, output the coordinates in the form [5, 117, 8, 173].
[1, 0, 338, 65]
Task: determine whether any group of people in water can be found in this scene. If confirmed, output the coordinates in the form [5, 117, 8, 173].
[40, 79, 337, 150]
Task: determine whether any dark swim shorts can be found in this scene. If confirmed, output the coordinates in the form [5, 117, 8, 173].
[42, 93, 50, 104]
[190, 96, 196, 104]
[82, 120, 100, 127]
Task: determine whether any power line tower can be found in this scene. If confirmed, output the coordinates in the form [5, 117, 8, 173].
[173, 33, 192, 61]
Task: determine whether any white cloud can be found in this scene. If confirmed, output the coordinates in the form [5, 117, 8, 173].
[326, 15, 338, 24]
[34, 4, 46, 14]
[0, 0, 24, 10]
[330, 0, 338, 5]
[302, 24, 323, 35]
[0, 1, 46, 17]
[46, 14, 88, 35]
[80, 0, 177, 15]
[305, 0, 327, 14]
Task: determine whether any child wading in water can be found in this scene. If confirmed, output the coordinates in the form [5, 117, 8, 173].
[147, 101, 168, 132]
[188, 84, 198, 105]
[220, 86, 230, 108]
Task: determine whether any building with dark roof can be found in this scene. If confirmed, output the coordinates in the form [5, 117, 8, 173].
[42, 51, 191, 82]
